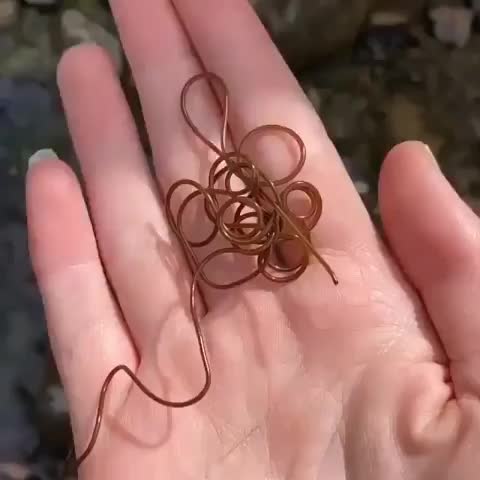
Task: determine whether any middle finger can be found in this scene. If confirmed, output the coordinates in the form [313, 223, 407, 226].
[110, 0, 224, 190]
[110, 0, 268, 301]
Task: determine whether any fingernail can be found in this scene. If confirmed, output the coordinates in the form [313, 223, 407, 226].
[423, 143, 441, 171]
[28, 149, 58, 169]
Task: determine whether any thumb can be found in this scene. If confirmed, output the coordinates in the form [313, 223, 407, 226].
[378, 141, 480, 396]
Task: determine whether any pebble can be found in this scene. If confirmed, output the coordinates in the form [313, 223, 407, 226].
[429, 6, 474, 48]
[369, 10, 409, 26]
[354, 180, 371, 195]
[0, 0, 17, 29]
[61, 8, 123, 72]
[252, 0, 371, 69]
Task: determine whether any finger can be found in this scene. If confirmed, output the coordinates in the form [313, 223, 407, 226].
[109, 0, 225, 190]
[171, 0, 373, 250]
[379, 141, 480, 395]
[26, 155, 136, 448]
[108, 0, 270, 303]
[57, 44, 192, 351]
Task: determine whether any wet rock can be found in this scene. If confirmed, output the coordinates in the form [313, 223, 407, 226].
[61, 8, 123, 72]
[429, 6, 474, 48]
[251, 0, 373, 70]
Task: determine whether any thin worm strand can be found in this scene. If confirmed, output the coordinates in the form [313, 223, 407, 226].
[68, 71, 338, 474]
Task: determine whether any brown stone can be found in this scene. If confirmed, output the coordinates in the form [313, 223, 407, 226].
[251, 0, 373, 70]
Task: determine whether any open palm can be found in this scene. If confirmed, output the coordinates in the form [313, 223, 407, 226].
[26, 1, 480, 479]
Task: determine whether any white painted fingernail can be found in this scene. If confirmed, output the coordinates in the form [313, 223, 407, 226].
[28, 149, 58, 168]
[423, 143, 441, 171]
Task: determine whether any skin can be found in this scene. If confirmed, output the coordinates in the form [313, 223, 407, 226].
[25, 1, 480, 479]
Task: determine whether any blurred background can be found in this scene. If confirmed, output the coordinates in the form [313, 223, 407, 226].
[1, 0, 479, 478]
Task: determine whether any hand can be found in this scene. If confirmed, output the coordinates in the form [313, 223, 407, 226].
[26, 1, 480, 478]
